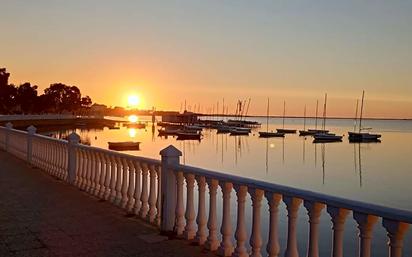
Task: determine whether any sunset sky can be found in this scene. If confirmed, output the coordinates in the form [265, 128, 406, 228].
[1, 1, 411, 118]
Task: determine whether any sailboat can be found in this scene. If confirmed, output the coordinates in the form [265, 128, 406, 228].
[307, 100, 329, 134]
[348, 91, 381, 142]
[298, 105, 314, 136]
[259, 98, 285, 138]
[313, 94, 343, 142]
[276, 101, 297, 134]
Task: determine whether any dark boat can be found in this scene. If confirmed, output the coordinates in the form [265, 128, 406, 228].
[259, 131, 285, 138]
[348, 91, 382, 143]
[108, 141, 141, 151]
[176, 131, 202, 140]
[276, 101, 296, 134]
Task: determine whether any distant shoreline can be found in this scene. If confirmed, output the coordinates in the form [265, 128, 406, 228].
[197, 114, 412, 121]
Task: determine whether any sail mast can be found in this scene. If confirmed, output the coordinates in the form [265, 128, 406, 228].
[322, 93, 327, 131]
[303, 105, 306, 130]
[282, 100, 286, 129]
[354, 99, 359, 132]
[266, 98, 269, 133]
[315, 100, 319, 130]
[359, 90, 365, 133]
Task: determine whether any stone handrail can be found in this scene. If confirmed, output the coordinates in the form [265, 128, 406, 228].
[0, 123, 411, 257]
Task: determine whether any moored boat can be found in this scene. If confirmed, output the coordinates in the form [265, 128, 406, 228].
[348, 91, 381, 143]
[108, 141, 141, 151]
[176, 131, 202, 140]
[276, 101, 296, 134]
[259, 131, 285, 138]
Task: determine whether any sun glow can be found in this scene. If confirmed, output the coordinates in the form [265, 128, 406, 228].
[128, 95, 140, 107]
[128, 115, 139, 123]
[128, 128, 137, 138]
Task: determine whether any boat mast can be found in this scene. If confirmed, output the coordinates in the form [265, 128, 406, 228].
[282, 100, 286, 129]
[315, 100, 319, 130]
[353, 99, 359, 132]
[244, 98, 251, 121]
[322, 93, 327, 131]
[266, 98, 270, 133]
[303, 105, 306, 130]
[359, 90, 365, 133]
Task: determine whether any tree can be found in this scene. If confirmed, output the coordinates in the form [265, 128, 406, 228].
[44, 83, 82, 113]
[0, 84, 17, 114]
[81, 96, 92, 108]
[15, 83, 38, 113]
[0, 68, 10, 87]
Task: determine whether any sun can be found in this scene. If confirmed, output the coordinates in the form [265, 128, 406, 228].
[128, 95, 140, 107]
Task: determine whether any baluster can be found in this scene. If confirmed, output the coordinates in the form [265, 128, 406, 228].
[147, 164, 158, 222]
[265, 192, 282, 257]
[76, 149, 83, 188]
[382, 219, 409, 257]
[174, 171, 185, 235]
[115, 156, 123, 206]
[195, 175, 207, 245]
[103, 154, 112, 200]
[120, 158, 129, 208]
[126, 160, 135, 213]
[82, 149, 91, 190]
[92, 151, 100, 195]
[97, 152, 106, 198]
[233, 185, 248, 257]
[183, 173, 196, 239]
[283, 197, 303, 257]
[327, 206, 349, 257]
[133, 162, 142, 215]
[353, 212, 379, 257]
[155, 165, 162, 227]
[218, 182, 234, 256]
[86, 150, 93, 192]
[109, 155, 117, 203]
[139, 163, 149, 218]
[205, 178, 219, 251]
[304, 201, 325, 257]
[249, 188, 264, 257]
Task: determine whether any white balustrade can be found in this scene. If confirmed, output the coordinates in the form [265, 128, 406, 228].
[183, 173, 196, 240]
[205, 178, 219, 251]
[233, 185, 248, 257]
[1, 125, 412, 257]
[266, 192, 282, 257]
[195, 175, 207, 245]
[218, 181, 234, 256]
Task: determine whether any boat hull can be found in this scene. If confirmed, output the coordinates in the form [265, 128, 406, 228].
[276, 128, 297, 134]
[259, 131, 285, 138]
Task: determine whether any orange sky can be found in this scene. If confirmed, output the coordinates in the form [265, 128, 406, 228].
[1, 1, 412, 118]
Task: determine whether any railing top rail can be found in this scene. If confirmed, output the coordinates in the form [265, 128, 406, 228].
[32, 133, 68, 144]
[76, 144, 161, 166]
[174, 163, 412, 224]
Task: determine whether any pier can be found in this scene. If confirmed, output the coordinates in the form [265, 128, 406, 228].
[1, 122, 411, 257]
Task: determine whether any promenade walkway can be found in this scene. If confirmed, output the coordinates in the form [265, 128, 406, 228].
[0, 151, 214, 257]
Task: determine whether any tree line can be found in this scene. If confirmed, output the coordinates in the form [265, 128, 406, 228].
[0, 68, 92, 114]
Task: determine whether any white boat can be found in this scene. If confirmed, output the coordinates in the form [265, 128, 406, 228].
[348, 91, 381, 142]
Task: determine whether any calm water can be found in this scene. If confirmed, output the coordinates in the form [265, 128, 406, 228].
[46, 116, 412, 255]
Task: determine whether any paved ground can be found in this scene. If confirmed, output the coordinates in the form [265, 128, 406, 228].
[0, 151, 215, 257]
